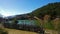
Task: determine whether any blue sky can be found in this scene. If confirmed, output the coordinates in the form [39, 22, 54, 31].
[0, 0, 60, 17]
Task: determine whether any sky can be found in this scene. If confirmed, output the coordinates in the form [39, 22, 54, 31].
[0, 0, 60, 17]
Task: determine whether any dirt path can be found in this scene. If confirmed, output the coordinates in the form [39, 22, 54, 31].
[4, 28, 38, 34]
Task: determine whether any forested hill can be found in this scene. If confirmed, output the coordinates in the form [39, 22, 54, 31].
[29, 2, 60, 19]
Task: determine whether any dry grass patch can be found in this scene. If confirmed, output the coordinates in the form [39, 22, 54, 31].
[4, 28, 38, 34]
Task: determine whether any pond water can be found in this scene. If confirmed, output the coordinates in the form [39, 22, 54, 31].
[17, 20, 37, 25]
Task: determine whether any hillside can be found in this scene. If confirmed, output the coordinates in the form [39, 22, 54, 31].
[30, 2, 60, 19]
[28, 2, 60, 32]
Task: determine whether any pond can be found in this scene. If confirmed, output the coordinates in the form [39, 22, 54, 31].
[17, 20, 37, 25]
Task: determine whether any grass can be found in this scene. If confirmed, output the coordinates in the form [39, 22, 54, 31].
[34, 20, 55, 30]
[4, 28, 38, 34]
[0, 28, 8, 34]
[44, 21, 54, 30]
